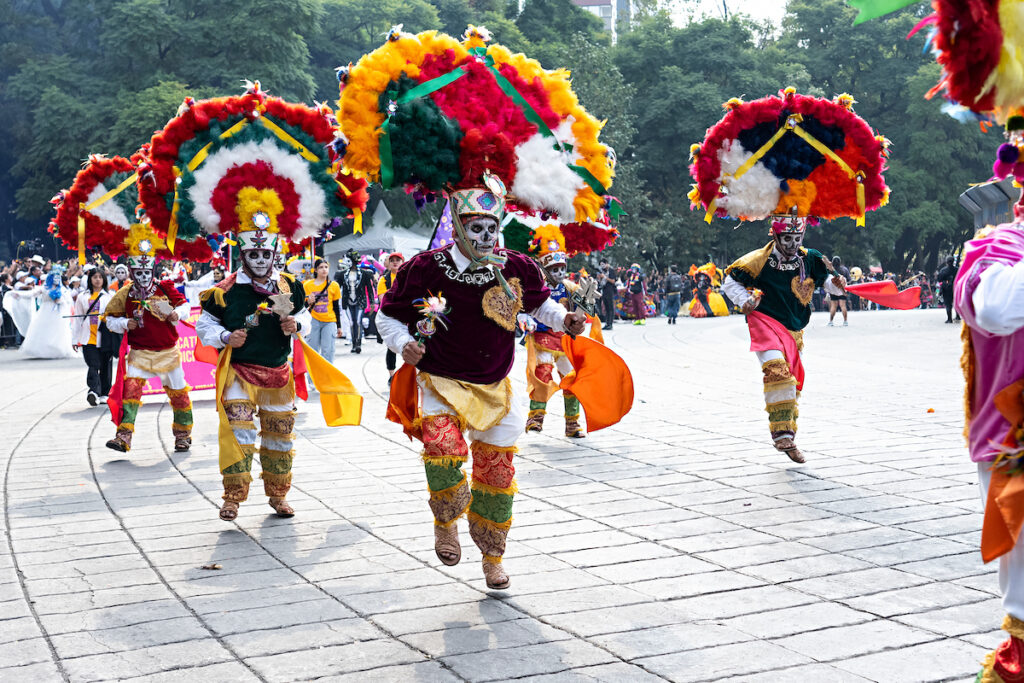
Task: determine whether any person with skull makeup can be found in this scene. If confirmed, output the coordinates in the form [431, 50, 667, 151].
[103, 226, 193, 453]
[721, 215, 834, 463]
[196, 215, 311, 521]
[687, 263, 729, 318]
[378, 184, 588, 590]
[339, 250, 375, 354]
[521, 224, 587, 438]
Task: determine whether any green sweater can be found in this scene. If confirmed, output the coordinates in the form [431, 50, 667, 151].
[727, 245, 829, 331]
[201, 274, 306, 367]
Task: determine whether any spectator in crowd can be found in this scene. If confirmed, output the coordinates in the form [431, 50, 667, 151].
[826, 255, 850, 326]
[72, 268, 115, 405]
[663, 265, 684, 324]
[303, 258, 343, 365]
[597, 267, 617, 329]
[626, 264, 647, 325]
[339, 249, 375, 354]
[376, 252, 405, 383]
[936, 255, 960, 323]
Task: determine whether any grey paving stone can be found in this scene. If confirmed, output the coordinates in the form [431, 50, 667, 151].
[501, 585, 652, 617]
[731, 663, 872, 682]
[773, 619, 938, 660]
[784, 567, 930, 600]
[515, 662, 666, 682]
[50, 617, 211, 659]
[592, 621, 752, 659]
[832, 639, 988, 681]
[118, 661, 262, 682]
[894, 598, 1005, 636]
[39, 599, 191, 635]
[222, 618, 379, 658]
[401, 617, 572, 657]
[842, 582, 992, 618]
[61, 639, 233, 682]
[245, 639, 424, 680]
[0, 637, 54, 668]
[723, 601, 872, 639]
[669, 584, 816, 620]
[440, 638, 615, 681]
[315, 660, 460, 682]
[0, 661, 63, 682]
[636, 639, 813, 681]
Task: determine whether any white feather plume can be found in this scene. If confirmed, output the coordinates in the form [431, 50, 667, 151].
[187, 139, 328, 241]
[716, 139, 781, 220]
[84, 183, 131, 228]
[512, 120, 586, 221]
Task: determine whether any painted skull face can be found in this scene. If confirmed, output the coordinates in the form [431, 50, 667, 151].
[242, 248, 275, 279]
[695, 273, 712, 292]
[113, 265, 130, 281]
[463, 215, 499, 255]
[546, 264, 567, 282]
[774, 232, 804, 259]
[341, 257, 353, 271]
[131, 267, 154, 291]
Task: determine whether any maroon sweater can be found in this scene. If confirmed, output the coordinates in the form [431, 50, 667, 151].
[380, 245, 550, 384]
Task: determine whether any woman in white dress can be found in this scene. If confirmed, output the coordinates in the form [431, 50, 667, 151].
[19, 269, 74, 359]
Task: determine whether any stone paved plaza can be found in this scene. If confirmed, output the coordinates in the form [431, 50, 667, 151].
[0, 308, 1000, 682]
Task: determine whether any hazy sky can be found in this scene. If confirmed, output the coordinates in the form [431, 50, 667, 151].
[671, 0, 788, 26]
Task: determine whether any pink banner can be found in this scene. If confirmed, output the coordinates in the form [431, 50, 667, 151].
[142, 307, 216, 395]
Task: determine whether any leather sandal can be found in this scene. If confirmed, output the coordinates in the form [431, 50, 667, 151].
[434, 523, 461, 566]
[774, 437, 805, 464]
[219, 501, 239, 521]
[482, 558, 510, 590]
[268, 498, 295, 517]
[105, 438, 129, 453]
[173, 437, 191, 452]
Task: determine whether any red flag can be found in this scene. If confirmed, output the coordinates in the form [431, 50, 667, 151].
[560, 334, 633, 432]
[292, 338, 308, 401]
[844, 281, 921, 310]
[107, 333, 130, 426]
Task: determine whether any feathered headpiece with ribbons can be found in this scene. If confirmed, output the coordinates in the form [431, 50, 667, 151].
[688, 88, 890, 226]
[50, 153, 213, 265]
[336, 26, 617, 223]
[503, 205, 619, 258]
[139, 82, 368, 254]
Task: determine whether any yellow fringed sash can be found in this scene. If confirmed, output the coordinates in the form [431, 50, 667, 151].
[420, 372, 511, 432]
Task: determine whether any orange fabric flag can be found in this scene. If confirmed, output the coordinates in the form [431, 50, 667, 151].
[194, 336, 220, 365]
[982, 380, 1024, 563]
[587, 315, 605, 344]
[386, 363, 421, 441]
[559, 334, 633, 432]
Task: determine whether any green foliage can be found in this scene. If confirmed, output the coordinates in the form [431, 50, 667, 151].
[0, 0, 997, 275]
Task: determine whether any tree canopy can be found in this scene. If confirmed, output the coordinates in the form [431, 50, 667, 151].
[0, 0, 992, 274]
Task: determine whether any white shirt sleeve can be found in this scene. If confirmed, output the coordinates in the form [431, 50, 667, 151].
[972, 260, 1024, 336]
[172, 300, 191, 321]
[104, 315, 131, 334]
[529, 297, 568, 332]
[293, 307, 312, 338]
[195, 310, 228, 348]
[722, 275, 751, 309]
[377, 310, 416, 355]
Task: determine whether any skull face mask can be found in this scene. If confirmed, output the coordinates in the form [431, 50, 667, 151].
[242, 248, 275, 280]
[546, 264, 567, 283]
[131, 267, 155, 293]
[774, 232, 804, 260]
[695, 272, 712, 292]
[463, 215, 499, 256]
[113, 264, 130, 282]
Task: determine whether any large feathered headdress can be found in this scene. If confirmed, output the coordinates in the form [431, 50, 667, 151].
[688, 88, 890, 226]
[503, 205, 619, 259]
[139, 82, 368, 254]
[50, 152, 212, 265]
[336, 26, 616, 223]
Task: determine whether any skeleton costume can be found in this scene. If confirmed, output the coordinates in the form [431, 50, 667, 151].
[689, 88, 890, 463]
[138, 85, 368, 520]
[339, 26, 619, 589]
[103, 224, 194, 453]
[521, 225, 585, 438]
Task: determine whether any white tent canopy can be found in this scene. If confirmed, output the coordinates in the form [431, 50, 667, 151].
[323, 202, 430, 271]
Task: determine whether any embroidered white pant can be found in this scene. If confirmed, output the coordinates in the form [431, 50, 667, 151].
[418, 376, 525, 448]
[979, 462, 1024, 620]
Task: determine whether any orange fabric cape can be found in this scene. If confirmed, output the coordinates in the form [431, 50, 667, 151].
[982, 379, 1024, 563]
[386, 363, 421, 441]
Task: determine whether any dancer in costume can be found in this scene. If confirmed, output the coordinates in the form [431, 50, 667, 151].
[139, 85, 367, 520]
[686, 263, 729, 318]
[102, 225, 193, 452]
[338, 26, 626, 589]
[690, 88, 889, 463]
[721, 216, 831, 462]
[519, 225, 586, 438]
[378, 184, 588, 588]
[377, 252, 405, 384]
[625, 264, 647, 324]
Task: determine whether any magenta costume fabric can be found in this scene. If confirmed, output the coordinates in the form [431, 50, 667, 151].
[955, 224, 1024, 463]
[380, 245, 550, 384]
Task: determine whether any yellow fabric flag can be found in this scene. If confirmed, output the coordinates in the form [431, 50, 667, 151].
[296, 335, 363, 426]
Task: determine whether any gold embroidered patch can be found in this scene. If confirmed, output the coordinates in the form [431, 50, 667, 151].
[482, 278, 523, 331]
[790, 276, 815, 305]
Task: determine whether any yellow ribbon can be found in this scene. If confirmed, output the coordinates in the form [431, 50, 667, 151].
[258, 117, 319, 162]
[77, 172, 139, 265]
[704, 198, 717, 224]
[718, 118, 866, 225]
